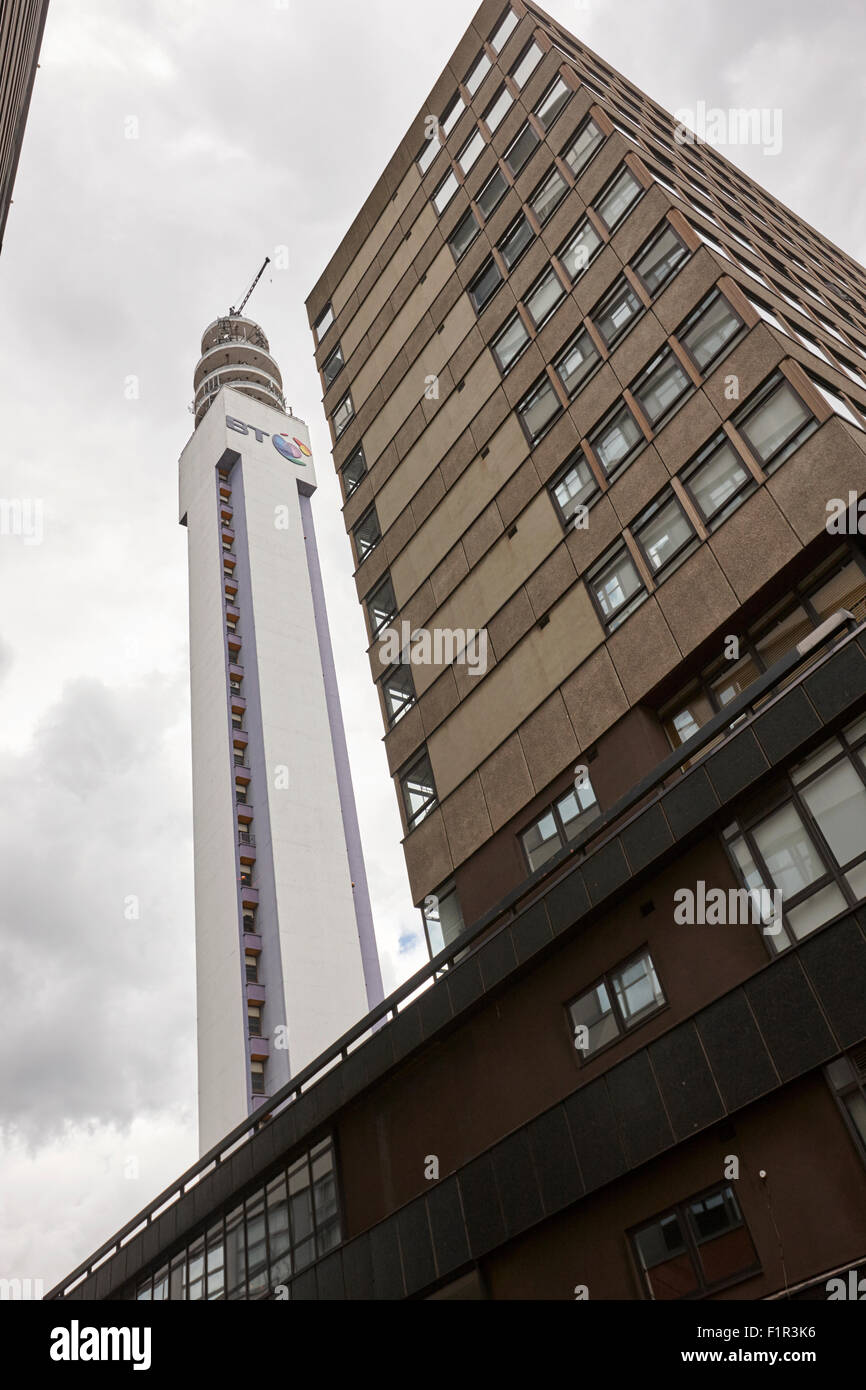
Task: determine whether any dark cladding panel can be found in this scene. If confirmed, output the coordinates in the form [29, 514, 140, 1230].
[459, 1152, 507, 1258]
[397, 1196, 437, 1295]
[427, 1175, 471, 1277]
[526, 1105, 585, 1214]
[800, 918, 866, 1048]
[490, 1129, 544, 1238]
[696, 989, 778, 1111]
[649, 1022, 725, 1139]
[606, 1050, 674, 1166]
[745, 955, 836, 1081]
[563, 1079, 628, 1191]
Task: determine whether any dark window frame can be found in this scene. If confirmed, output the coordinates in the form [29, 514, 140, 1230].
[631, 486, 698, 581]
[469, 255, 503, 313]
[340, 443, 367, 500]
[548, 446, 602, 530]
[565, 945, 667, 1065]
[586, 537, 649, 631]
[523, 262, 567, 330]
[491, 309, 531, 375]
[380, 662, 417, 728]
[366, 573, 398, 638]
[587, 398, 647, 481]
[352, 505, 382, 565]
[593, 162, 645, 232]
[534, 75, 572, 132]
[449, 207, 480, 263]
[321, 343, 345, 389]
[591, 273, 645, 349]
[553, 325, 602, 400]
[399, 748, 439, 830]
[629, 1183, 760, 1301]
[519, 778, 601, 874]
[679, 431, 756, 531]
[560, 114, 605, 180]
[516, 369, 564, 445]
[731, 370, 819, 474]
[631, 220, 690, 298]
[498, 211, 535, 270]
[630, 346, 695, 431]
[675, 288, 747, 377]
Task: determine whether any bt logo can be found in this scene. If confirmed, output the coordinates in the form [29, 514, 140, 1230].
[226, 416, 312, 464]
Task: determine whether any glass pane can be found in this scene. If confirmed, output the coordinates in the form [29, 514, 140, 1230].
[512, 42, 542, 87]
[799, 761, 866, 868]
[433, 171, 459, 214]
[689, 440, 749, 521]
[564, 118, 603, 177]
[592, 407, 642, 473]
[597, 167, 641, 228]
[450, 210, 479, 260]
[593, 549, 643, 619]
[459, 129, 485, 173]
[636, 497, 692, 571]
[754, 603, 812, 668]
[557, 781, 599, 830]
[560, 220, 600, 280]
[741, 381, 812, 463]
[471, 259, 502, 311]
[490, 8, 518, 51]
[484, 87, 513, 132]
[635, 225, 688, 294]
[595, 280, 641, 345]
[683, 296, 742, 370]
[520, 376, 560, 439]
[477, 170, 507, 218]
[500, 215, 533, 268]
[526, 268, 564, 325]
[846, 861, 866, 901]
[611, 952, 665, 1025]
[494, 314, 529, 371]
[553, 454, 598, 522]
[688, 1187, 740, 1243]
[786, 883, 847, 939]
[531, 169, 567, 224]
[506, 123, 539, 174]
[522, 810, 561, 871]
[466, 52, 490, 95]
[789, 738, 843, 785]
[569, 981, 620, 1055]
[634, 354, 691, 425]
[536, 78, 570, 130]
[752, 803, 826, 897]
[555, 329, 599, 396]
[441, 96, 464, 136]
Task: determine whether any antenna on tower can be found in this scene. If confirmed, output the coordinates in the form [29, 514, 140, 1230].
[228, 257, 271, 318]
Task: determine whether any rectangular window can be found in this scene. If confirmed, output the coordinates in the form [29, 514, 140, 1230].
[733, 373, 817, 472]
[554, 326, 600, 398]
[332, 393, 354, 438]
[314, 303, 334, 342]
[809, 374, 865, 431]
[678, 290, 744, 373]
[245, 953, 258, 983]
[484, 85, 514, 133]
[592, 275, 643, 347]
[522, 779, 600, 872]
[490, 7, 518, 51]
[550, 449, 600, 527]
[492, 312, 530, 373]
[353, 507, 381, 563]
[511, 40, 542, 88]
[562, 116, 603, 178]
[588, 540, 647, 629]
[322, 343, 344, 388]
[632, 490, 695, 577]
[469, 256, 503, 312]
[589, 401, 644, 477]
[465, 51, 491, 95]
[535, 76, 571, 130]
[248, 1005, 262, 1038]
[433, 170, 459, 214]
[568, 948, 664, 1057]
[595, 164, 643, 230]
[498, 213, 534, 269]
[530, 166, 568, 225]
[827, 1050, 866, 1161]
[367, 574, 397, 637]
[381, 664, 416, 726]
[681, 434, 753, 528]
[631, 1185, 758, 1300]
[632, 222, 689, 296]
[417, 135, 440, 173]
[449, 208, 480, 262]
[400, 749, 438, 828]
[518, 373, 562, 443]
[458, 127, 485, 174]
[441, 94, 465, 136]
[250, 1062, 265, 1096]
[341, 443, 367, 499]
[476, 168, 508, 220]
[505, 121, 539, 175]
[525, 264, 565, 327]
[422, 880, 465, 955]
[631, 348, 692, 427]
[559, 217, 602, 281]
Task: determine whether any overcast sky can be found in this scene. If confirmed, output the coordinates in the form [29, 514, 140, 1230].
[1, 0, 865, 1294]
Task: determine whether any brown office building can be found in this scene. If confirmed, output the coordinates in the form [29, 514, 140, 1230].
[51, 1, 866, 1302]
[0, 0, 49, 253]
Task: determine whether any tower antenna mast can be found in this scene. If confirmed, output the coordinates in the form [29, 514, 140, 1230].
[228, 256, 271, 318]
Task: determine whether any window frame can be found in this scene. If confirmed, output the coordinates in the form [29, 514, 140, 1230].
[492, 310, 531, 375]
[561, 114, 605, 180]
[631, 221, 690, 298]
[469, 255, 503, 313]
[629, 1183, 759, 1301]
[630, 346, 694, 430]
[352, 506, 382, 565]
[631, 487, 698, 580]
[517, 370, 563, 445]
[524, 262, 566, 329]
[594, 162, 644, 232]
[732, 371, 818, 474]
[399, 748, 439, 830]
[587, 398, 646, 480]
[548, 446, 601, 529]
[529, 164, 569, 226]
[591, 273, 644, 349]
[498, 212, 535, 270]
[566, 945, 667, 1064]
[340, 443, 367, 500]
[332, 391, 355, 439]
[321, 342, 344, 389]
[586, 537, 648, 631]
[675, 288, 747, 376]
[520, 777, 601, 874]
[380, 662, 417, 728]
[679, 431, 755, 531]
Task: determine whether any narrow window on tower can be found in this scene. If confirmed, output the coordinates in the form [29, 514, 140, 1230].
[680, 432, 755, 530]
[352, 506, 382, 564]
[250, 1062, 266, 1096]
[465, 50, 491, 96]
[510, 41, 542, 89]
[594, 164, 643, 231]
[366, 573, 398, 638]
[631, 349, 693, 429]
[521, 779, 601, 872]
[677, 290, 745, 375]
[489, 7, 518, 52]
[433, 170, 459, 215]
[476, 168, 508, 220]
[399, 749, 438, 829]
[529, 166, 568, 226]
[517, 372, 563, 444]
[591, 274, 644, 348]
[562, 116, 604, 179]
[321, 343, 344, 389]
[449, 209, 480, 262]
[631, 489, 697, 579]
[558, 217, 602, 282]
[381, 664, 416, 727]
[483, 85, 514, 134]
[567, 947, 665, 1058]
[630, 1185, 759, 1300]
[313, 303, 334, 343]
[505, 121, 540, 176]
[549, 448, 600, 529]
[587, 540, 648, 631]
[492, 311, 530, 374]
[341, 443, 367, 499]
[421, 880, 465, 956]
[469, 256, 503, 313]
[632, 222, 690, 297]
[731, 372, 818, 473]
[588, 400, 646, 479]
[332, 392, 355, 438]
[245, 952, 258, 983]
[534, 77, 571, 132]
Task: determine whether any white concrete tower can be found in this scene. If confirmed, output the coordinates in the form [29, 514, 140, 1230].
[180, 313, 383, 1154]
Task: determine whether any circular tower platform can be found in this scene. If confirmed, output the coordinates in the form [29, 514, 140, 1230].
[193, 315, 285, 427]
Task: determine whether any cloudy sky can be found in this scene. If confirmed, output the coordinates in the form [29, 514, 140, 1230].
[1, 0, 865, 1294]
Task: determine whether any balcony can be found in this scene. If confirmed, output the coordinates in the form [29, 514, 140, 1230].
[249, 1036, 270, 1062]
[246, 982, 266, 1007]
[242, 932, 262, 954]
[240, 885, 259, 908]
[231, 693, 246, 715]
[229, 661, 244, 680]
[237, 804, 254, 824]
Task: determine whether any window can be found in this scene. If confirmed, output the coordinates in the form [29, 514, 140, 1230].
[592, 275, 643, 347]
[341, 444, 367, 499]
[681, 434, 754, 528]
[332, 392, 354, 438]
[465, 51, 491, 96]
[589, 401, 645, 478]
[505, 121, 539, 175]
[492, 312, 530, 373]
[525, 264, 565, 327]
[535, 76, 571, 130]
[568, 948, 664, 1057]
[400, 749, 438, 828]
[633, 223, 689, 296]
[469, 256, 502, 312]
[433, 170, 459, 214]
[827, 1049, 866, 1161]
[441, 94, 465, 136]
[458, 127, 485, 173]
[522, 779, 601, 872]
[595, 164, 643, 230]
[353, 507, 381, 563]
[631, 1185, 759, 1300]
[490, 7, 518, 51]
[726, 716, 866, 953]
[498, 213, 534, 269]
[381, 663, 416, 726]
[367, 574, 397, 638]
[245, 952, 258, 983]
[633, 490, 696, 576]
[417, 135, 440, 174]
[322, 343, 344, 388]
[809, 375, 865, 431]
[511, 40, 542, 88]
[248, 1005, 262, 1038]
[588, 540, 647, 629]
[518, 373, 562, 443]
[554, 326, 600, 398]
[550, 449, 600, 527]
[449, 208, 480, 262]
[631, 349, 692, 427]
[483, 85, 514, 133]
[476, 168, 508, 219]
[747, 295, 788, 334]
[563, 117, 604, 179]
[559, 217, 602, 281]
[733, 373, 817, 472]
[530, 166, 568, 224]
[678, 291, 744, 373]
[251, 1056, 264, 1091]
[422, 880, 465, 955]
[313, 303, 334, 342]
